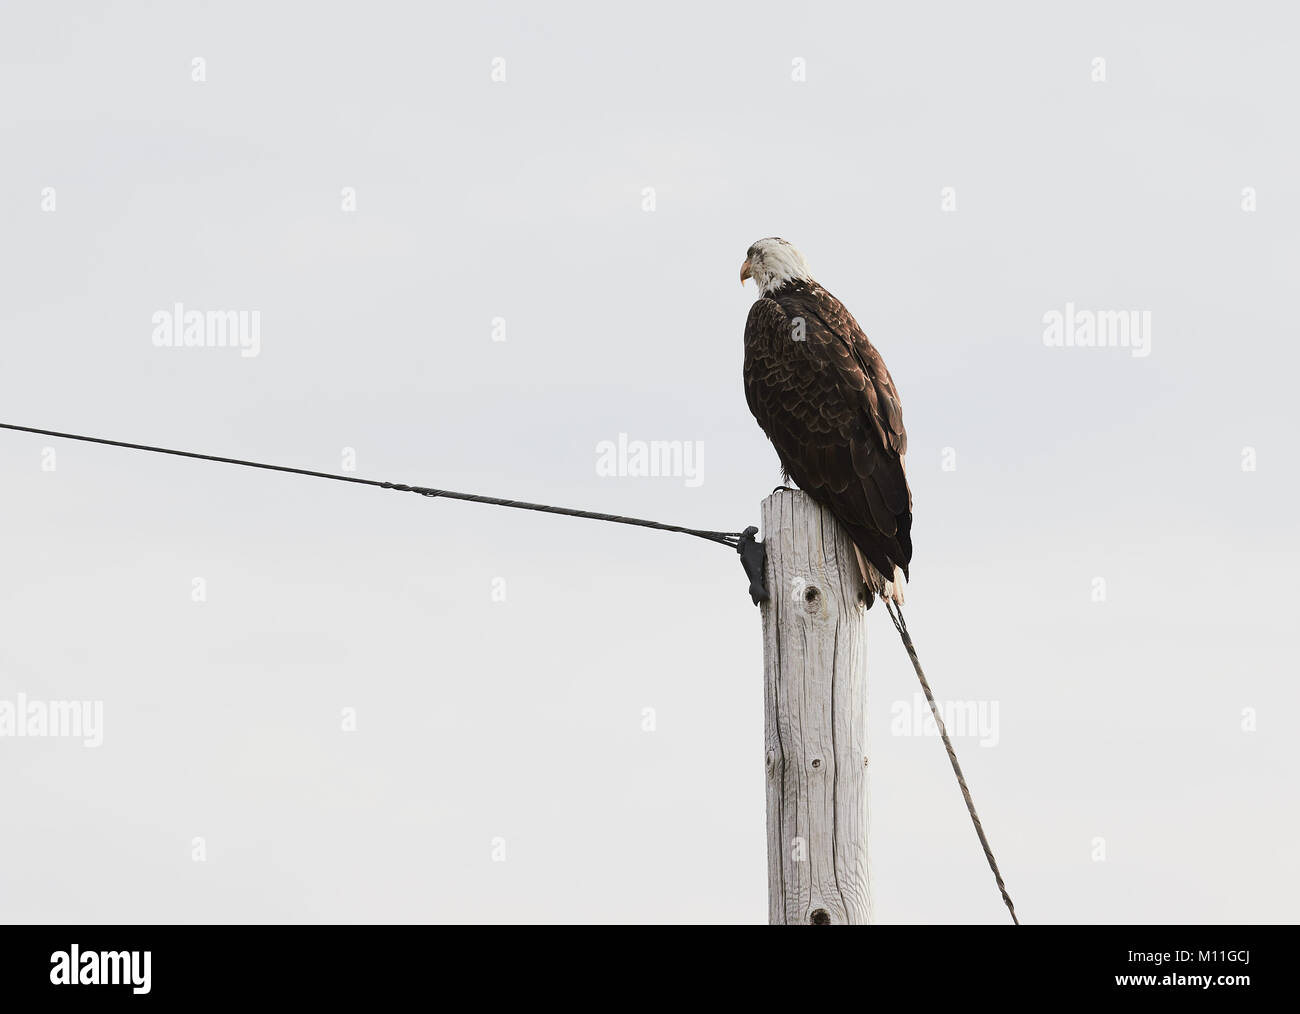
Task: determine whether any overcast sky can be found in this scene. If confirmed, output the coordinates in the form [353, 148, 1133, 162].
[1, 1, 1296, 923]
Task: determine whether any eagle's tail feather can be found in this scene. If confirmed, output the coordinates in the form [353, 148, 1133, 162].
[853, 545, 905, 605]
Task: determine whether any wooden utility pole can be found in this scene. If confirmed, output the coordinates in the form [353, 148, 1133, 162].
[761, 489, 870, 924]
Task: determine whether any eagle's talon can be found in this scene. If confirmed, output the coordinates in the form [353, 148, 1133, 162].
[771, 485, 795, 495]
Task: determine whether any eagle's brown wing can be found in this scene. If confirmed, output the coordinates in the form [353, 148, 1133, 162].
[743, 283, 912, 584]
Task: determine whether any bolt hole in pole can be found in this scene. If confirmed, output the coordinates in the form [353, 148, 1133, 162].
[809, 909, 832, 925]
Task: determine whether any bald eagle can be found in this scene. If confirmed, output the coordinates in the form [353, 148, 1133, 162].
[741, 237, 912, 605]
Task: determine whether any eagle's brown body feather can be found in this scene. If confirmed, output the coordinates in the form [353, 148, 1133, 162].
[743, 279, 913, 597]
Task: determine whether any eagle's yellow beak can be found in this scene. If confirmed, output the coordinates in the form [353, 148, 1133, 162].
[740, 258, 752, 286]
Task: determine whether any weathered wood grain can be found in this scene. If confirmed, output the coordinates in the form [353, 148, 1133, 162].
[761, 490, 870, 925]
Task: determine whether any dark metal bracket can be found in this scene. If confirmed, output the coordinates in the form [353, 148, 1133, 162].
[736, 526, 769, 605]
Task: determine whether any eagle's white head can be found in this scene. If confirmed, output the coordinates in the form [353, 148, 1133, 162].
[740, 237, 813, 296]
